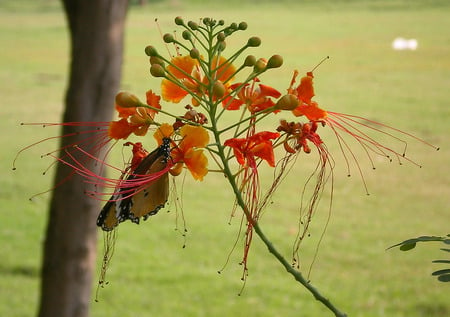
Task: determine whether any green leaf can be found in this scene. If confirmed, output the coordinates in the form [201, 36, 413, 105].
[437, 274, 450, 282]
[387, 235, 449, 251]
[399, 242, 416, 251]
[432, 269, 450, 276]
[432, 260, 450, 264]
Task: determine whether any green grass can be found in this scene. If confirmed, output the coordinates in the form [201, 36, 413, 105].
[1, 1, 449, 316]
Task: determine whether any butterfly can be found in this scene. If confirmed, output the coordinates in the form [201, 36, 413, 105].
[97, 137, 172, 231]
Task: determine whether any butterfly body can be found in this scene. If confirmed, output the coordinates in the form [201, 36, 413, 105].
[97, 138, 171, 231]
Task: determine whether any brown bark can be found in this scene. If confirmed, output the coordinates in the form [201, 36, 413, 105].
[37, 1, 128, 317]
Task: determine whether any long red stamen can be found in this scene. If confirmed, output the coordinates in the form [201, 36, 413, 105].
[48, 146, 173, 201]
[13, 121, 111, 170]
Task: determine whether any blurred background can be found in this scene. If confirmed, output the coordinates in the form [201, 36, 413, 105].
[1, 0, 449, 316]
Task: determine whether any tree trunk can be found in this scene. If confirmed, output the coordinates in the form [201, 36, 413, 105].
[38, 1, 128, 317]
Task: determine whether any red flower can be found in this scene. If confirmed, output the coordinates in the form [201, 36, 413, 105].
[286, 70, 439, 194]
[225, 131, 280, 167]
[287, 71, 327, 121]
[223, 79, 281, 113]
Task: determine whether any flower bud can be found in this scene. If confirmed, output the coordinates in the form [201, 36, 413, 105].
[144, 45, 158, 57]
[247, 36, 261, 47]
[217, 32, 226, 42]
[163, 33, 175, 43]
[238, 22, 248, 30]
[275, 94, 299, 110]
[212, 81, 226, 98]
[190, 48, 200, 59]
[150, 64, 166, 78]
[174, 16, 184, 25]
[267, 54, 283, 69]
[115, 92, 142, 108]
[182, 30, 192, 40]
[243, 55, 256, 67]
[253, 58, 267, 73]
[188, 21, 198, 30]
[150, 56, 164, 66]
[217, 41, 226, 52]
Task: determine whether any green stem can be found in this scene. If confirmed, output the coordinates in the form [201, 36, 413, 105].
[252, 222, 347, 317]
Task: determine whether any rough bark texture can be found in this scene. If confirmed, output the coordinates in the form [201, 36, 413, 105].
[37, 1, 128, 317]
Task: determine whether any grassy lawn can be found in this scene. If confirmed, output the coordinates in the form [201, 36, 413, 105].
[1, 1, 449, 316]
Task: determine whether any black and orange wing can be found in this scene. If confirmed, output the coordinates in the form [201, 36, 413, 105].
[96, 138, 171, 231]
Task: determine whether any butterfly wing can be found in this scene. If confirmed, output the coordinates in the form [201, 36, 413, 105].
[127, 138, 171, 223]
[128, 157, 169, 222]
[96, 199, 120, 231]
[97, 138, 171, 230]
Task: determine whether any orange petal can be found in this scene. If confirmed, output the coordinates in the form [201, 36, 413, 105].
[161, 79, 189, 103]
[183, 149, 208, 181]
[167, 55, 197, 79]
[259, 84, 281, 99]
[145, 90, 161, 114]
[293, 102, 328, 121]
[154, 123, 174, 144]
[212, 56, 236, 82]
[108, 119, 134, 140]
[115, 104, 136, 119]
[296, 75, 315, 104]
[251, 141, 276, 167]
[180, 125, 209, 149]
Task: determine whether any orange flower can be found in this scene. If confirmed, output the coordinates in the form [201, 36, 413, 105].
[161, 55, 200, 104]
[223, 79, 281, 113]
[161, 55, 235, 106]
[108, 90, 161, 140]
[154, 123, 209, 181]
[224, 131, 280, 167]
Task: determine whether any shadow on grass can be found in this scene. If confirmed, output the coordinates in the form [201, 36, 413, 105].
[0, 264, 39, 278]
[415, 303, 449, 317]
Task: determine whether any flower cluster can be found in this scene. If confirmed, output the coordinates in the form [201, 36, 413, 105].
[16, 17, 438, 289]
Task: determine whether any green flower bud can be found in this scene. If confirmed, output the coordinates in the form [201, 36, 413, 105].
[267, 54, 283, 69]
[182, 30, 191, 40]
[275, 94, 299, 110]
[247, 36, 261, 47]
[174, 16, 184, 25]
[149, 56, 164, 67]
[253, 58, 267, 73]
[217, 32, 226, 42]
[144, 45, 158, 57]
[150, 64, 166, 78]
[230, 22, 238, 31]
[163, 33, 174, 43]
[188, 21, 198, 30]
[212, 81, 226, 98]
[217, 41, 226, 52]
[243, 55, 256, 67]
[218, 19, 225, 26]
[189, 48, 200, 59]
[238, 22, 248, 30]
[203, 17, 211, 25]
